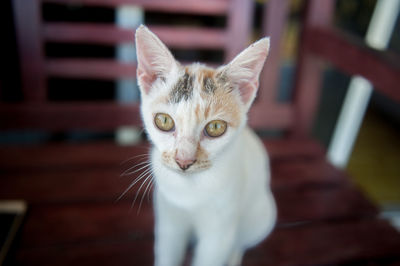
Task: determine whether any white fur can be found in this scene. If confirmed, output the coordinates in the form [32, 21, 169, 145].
[135, 25, 276, 266]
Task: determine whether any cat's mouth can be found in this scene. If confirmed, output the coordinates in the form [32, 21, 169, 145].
[161, 152, 211, 173]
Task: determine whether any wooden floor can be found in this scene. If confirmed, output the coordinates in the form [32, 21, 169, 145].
[1, 138, 400, 265]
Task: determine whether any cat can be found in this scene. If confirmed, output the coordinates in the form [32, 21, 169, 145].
[135, 25, 276, 266]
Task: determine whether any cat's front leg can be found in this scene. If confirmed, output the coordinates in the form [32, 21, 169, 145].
[192, 223, 238, 266]
[154, 192, 191, 266]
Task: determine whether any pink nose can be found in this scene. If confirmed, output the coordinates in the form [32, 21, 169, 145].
[175, 157, 196, 171]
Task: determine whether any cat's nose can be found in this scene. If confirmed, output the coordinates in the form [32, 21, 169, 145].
[175, 157, 196, 171]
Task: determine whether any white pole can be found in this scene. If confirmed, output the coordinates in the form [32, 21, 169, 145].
[115, 6, 143, 145]
[327, 0, 400, 168]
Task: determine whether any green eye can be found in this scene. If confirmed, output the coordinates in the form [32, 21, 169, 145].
[154, 113, 175, 132]
[204, 120, 227, 137]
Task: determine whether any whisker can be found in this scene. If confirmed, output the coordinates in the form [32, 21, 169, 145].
[132, 171, 153, 211]
[147, 179, 155, 202]
[121, 161, 150, 177]
[138, 175, 154, 214]
[116, 167, 152, 202]
[120, 153, 150, 165]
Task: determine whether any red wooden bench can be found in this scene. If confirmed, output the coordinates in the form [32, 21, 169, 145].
[1, 0, 400, 265]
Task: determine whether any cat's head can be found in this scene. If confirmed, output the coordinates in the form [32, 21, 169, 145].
[135, 25, 269, 173]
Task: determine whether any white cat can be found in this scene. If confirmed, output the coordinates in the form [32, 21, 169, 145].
[135, 25, 276, 266]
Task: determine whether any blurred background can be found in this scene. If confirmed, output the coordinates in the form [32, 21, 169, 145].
[1, 0, 398, 219]
[0, 0, 400, 264]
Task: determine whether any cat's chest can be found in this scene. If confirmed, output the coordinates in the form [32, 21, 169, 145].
[153, 155, 243, 208]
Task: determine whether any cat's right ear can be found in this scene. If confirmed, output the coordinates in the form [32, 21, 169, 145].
[135, 25, 177, 94]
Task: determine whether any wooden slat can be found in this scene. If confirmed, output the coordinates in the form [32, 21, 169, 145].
[0, 139, 323, 170]
[15, 218, 400, 266]
[13, 0, 46, 102]
[150, 26, 227, 49]
[248, 103, 293, 130]
[275, 182, 378, 224]
[17, 239, 154, 266]
[247, 219, 400, 265]
[259, 0, 290, 103]
[46, 59, 137, 79]
[0, 102, 291, 131]
[0, 103, 141, 130]
[263, 138, 324, 159]
[20, 202, 154, 248]
[0, 169, 377, 223]
[0, 142, 147, 170]
[43, 23, 227, 49]
[40, 0, 229, 15]
[291, 0, 335, 136]
[307, 28, 400, 103]
[225, 0, 253, 61]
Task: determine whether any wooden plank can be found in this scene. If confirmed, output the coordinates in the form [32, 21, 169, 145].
[0, 168, 136, 203]
[274, 182, 378, 224]
[271, 157, 345, 189]
[43, 23, 227, 49]
[0, 103, 142, 130]
[19, 202, 154, 248]
[0, 103, 291, 131]
[263, 138, 324, 160]
[248, 103, 293, 130]
[40, 0, 229, 15]
[14, 181, 377, 248]
[0, 139, 323, 170]
[15, 213, 400, 265]
[16, 239, 154, 266]
[0, 142, 147, 170]
[46, 59, 137, 79]
[149, 26, 227, 49]
[0, 159, 377, 224]
[306, 28, 400, 103]
[291, 0, 335, 136]
[225, 0, 253, 61]
[259, 0, 290, 103]
[246, 219, 400, 265]
[13, 0, 46, 102]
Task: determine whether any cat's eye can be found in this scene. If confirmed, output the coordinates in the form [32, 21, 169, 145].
[154, 113, 175, 132]
[204, 120, 227, 137]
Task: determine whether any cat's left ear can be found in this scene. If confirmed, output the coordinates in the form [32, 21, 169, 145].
[219, 38, 270, 109]
[135, 25, 177, 94]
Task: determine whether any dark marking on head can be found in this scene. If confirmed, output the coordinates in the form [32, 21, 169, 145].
[170, 72, 194, 103]
[203, 77, 216, 94]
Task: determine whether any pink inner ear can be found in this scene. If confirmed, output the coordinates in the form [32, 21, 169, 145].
[137, 68, 156, 94]
[240, 80, 258, 105]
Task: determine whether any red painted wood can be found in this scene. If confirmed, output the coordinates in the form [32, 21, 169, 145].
[15, 217, 400, 266]
[225, 0, 253, 61]
[40, 0, 229, 15]
[16, 239, 154, 266]
[0, 103, 293, 130]
[259, 0, 290, 104]
[0, 103, 142, 130]
[249, 103, 293, 130]
[291, 0, 335, 136]
[149, 26, 227, 50]
[19, 202, 154, 248]
[46, 59, 137, 80]
[0, 139, 323, 170]
[306, 28, 400, 103]
[44, 24, 227, 49]
[246, 219, 400, 265]
[13, 0, 46, 102]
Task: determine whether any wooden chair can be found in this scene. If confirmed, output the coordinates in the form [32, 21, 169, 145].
[1, 0, 400, 265]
